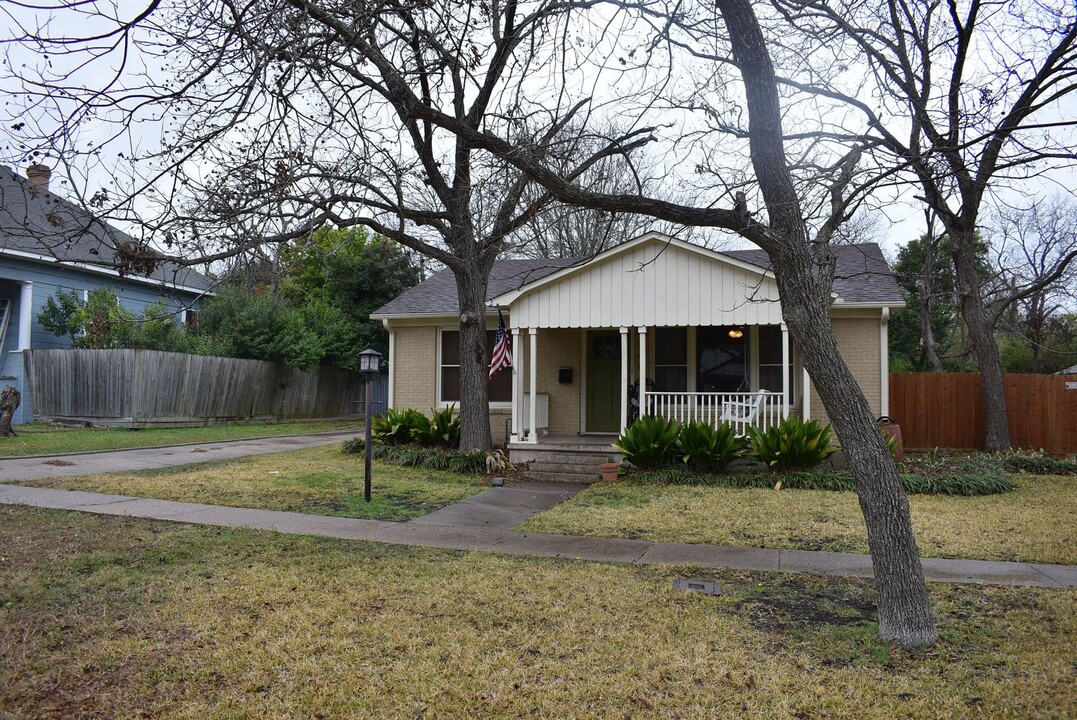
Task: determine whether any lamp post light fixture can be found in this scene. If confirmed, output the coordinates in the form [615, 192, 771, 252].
[358, 348, 382, 502]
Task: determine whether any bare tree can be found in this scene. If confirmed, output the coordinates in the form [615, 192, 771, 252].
[768, 0, 1077, 450]
[4, 0, 943, 646]
[400, 0, 940, 646]
[2, 0, 653, 451]
[989, 195, 1077, 372]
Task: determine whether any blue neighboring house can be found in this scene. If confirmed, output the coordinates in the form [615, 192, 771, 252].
[0, 163, 214, 425]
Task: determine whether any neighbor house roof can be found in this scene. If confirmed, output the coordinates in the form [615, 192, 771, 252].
[0, 165, 214, 293]
[373, 235, 903, 318]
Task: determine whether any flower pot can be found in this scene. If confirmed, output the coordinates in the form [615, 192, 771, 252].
[599, 462, 621, 482]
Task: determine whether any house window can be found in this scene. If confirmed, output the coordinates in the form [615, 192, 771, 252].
[440, 329, 512, 404]
[184, 308, 199, 329]
[653, 327, 688, 391]
[697, 326, 750, 392]
[757, 325, 796, 401]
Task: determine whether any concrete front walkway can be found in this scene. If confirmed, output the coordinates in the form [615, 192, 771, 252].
[0, 430, 356, 483]
[2, 482, 1074, 590]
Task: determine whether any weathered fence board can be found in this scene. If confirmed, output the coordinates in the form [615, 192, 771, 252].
[29, 349, 386, 428]
[889, 372, 1077, 454]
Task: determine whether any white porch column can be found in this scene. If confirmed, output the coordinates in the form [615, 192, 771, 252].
[17, 281, 33, 350]
[528, 328, 538, 443]
[637, 326, 647, 416]
[802, 367, 811, 420]
[880, 308, 890, 417]
[619, 327, 629, 432]
[780, 323, 790, 419]
[511, 327, 522, 442]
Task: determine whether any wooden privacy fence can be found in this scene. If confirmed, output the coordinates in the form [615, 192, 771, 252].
[889, 372, 1077, 454]
[28, 349, 387, 428]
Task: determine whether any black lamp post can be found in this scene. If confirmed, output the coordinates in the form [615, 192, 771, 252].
[358, 348, 382, 502]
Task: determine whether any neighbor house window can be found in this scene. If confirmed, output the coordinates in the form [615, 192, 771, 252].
[440, 329, 512, 404]
[653, 327, 688, 391]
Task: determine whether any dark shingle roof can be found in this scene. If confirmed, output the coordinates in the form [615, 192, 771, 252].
[374, 257, 581, 316]
[0, 165, 214, 292]
[373, 238, 903, 317]
[721, 243, 904, 305]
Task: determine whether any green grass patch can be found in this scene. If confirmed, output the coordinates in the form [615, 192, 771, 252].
[0, 420, 358, 457]
[18, 444, 484, 522]
[520, 474, 1077, 564]
[1, 506, 1074, 719]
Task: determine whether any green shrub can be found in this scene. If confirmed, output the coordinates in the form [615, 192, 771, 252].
[1001, 452, 1077, 476]
[449, 450, 488, 474]
[411, 405, 461, 448]
[613, 416, 682, 468]
[634, 465, 1014, 496]
[747, 417, 833, 470]
[371, 408, 424, 445]
[675, 420, 748, 470]
[342, 437, 487, 475]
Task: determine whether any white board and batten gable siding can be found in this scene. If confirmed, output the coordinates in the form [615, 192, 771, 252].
[502, 239, 782, 329]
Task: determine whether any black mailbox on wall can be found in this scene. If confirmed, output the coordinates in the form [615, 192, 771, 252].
[558, 367, 573, 384]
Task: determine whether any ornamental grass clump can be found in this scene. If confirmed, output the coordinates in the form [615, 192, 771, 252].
[746, 417, 833, 470]
[612, 416, 682, 468]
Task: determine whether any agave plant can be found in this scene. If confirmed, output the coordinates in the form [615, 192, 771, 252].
[747, 416, 833, 470]
[676, 420, 748, 470]
[612, 416, 682, 468]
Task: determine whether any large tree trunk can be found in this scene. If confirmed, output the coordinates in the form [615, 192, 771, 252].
[0, 385, 21, 437]
[716, 0, 938, 648]
[454, 261, 495, 452]
[950, 226, 1011, 451]
[775, 258, 939, 648]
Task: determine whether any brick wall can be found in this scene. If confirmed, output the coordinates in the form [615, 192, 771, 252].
[807, 315, 882, 426]
[517, 328, 581, 435]
[392, 325, 437, 412]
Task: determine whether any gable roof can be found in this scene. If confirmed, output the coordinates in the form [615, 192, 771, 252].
[372, 233, 903, 318]
[373, 256, 581, 317]
[0, 165, 214, 294]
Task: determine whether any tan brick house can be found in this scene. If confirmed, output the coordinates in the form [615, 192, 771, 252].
[371, 233, 902, 456]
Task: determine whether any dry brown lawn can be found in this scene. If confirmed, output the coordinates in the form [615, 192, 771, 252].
[19, 444, 484, 521]
[2, 506, 1075, 719]
[518, 474, 1077, 564]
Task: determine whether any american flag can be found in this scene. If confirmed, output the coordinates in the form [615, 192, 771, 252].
[489, 309, 512, 380]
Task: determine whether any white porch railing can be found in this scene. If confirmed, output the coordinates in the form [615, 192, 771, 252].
[643, 391, 784, 435]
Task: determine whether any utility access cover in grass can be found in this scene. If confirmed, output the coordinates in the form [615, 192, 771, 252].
[673, 578, 722, 596]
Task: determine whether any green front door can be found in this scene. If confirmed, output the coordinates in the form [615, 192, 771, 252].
[586, 331, 621, 432]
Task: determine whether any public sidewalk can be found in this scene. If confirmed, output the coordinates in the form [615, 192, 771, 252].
[1, 481, 1074, 590]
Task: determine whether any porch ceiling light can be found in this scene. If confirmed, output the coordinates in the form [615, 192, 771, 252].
[728, 328, 744, 339]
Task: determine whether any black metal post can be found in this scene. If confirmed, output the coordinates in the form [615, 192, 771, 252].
[364, 375, 372, 502]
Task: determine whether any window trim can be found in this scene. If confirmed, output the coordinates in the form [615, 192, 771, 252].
[436, 326, 513, 408]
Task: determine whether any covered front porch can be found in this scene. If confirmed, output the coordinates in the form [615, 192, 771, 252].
[505, 323, 803, 446]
